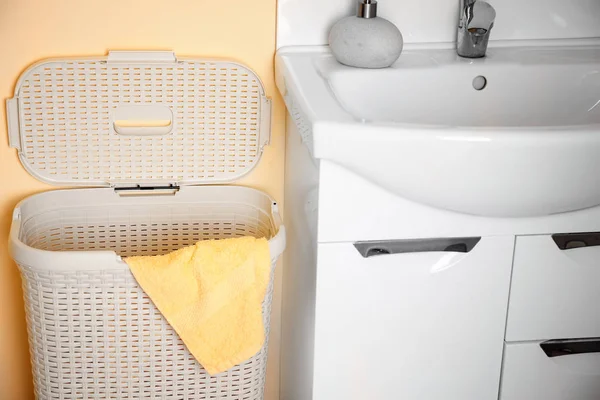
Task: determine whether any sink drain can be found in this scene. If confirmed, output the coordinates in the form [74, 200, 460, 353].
[473, 75, 487, 91]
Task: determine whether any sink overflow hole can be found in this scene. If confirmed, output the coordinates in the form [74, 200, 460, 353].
[473, 76, 487, 91]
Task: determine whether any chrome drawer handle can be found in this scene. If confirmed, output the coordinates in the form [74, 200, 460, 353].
[552, 232, 600, 250]
[354, 237, 481, 258]
[541, 338, 600, 357]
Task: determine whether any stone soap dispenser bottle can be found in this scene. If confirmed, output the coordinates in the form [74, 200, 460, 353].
[329, 0, 403, 68]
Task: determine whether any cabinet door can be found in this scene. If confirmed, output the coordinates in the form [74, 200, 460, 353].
[312, 237, 514, 400]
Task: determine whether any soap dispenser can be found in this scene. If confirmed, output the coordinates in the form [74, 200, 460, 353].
[329, 0, 403, 69]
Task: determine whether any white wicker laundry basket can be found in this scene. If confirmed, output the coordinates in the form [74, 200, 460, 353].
[7, 51, 285, 400]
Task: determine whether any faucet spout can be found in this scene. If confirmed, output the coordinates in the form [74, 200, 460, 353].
[457, 0, 496, 58]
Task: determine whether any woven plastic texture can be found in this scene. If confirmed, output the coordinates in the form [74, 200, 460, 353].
[20, 203, 273, 257]
[10, 54, 270, 186]
[17, 194, 277, 399]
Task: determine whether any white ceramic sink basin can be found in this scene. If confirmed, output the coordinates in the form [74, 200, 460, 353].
[276, 44, 600, 217]
[327, 51, 600, 128]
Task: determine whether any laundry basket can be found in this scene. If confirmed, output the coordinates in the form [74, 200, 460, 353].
[7, 51, 285, 400]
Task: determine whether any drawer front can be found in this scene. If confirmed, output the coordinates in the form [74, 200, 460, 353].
[500, 340, 600, 400]
[312, 236, 514, 400]
[506, 234, 600, 341]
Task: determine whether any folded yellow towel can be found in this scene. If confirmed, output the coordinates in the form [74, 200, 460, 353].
[126, 236, 271, 375]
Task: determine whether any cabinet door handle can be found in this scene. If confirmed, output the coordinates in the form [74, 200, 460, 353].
[540, 338, 600, 357]
[552, 232, 600, 250]
[354, 237, 481, 258]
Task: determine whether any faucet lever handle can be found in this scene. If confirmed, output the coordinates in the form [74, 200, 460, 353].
[466, 1, 496, 31]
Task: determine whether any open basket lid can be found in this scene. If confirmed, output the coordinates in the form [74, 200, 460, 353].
[6, 51, 271, 187]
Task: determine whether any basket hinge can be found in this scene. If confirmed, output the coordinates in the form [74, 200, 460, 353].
[107, 51, 177, 64]
[6, 98, 21, 150]
[113, 184, 180, 196]
[259, 96, 272, 148]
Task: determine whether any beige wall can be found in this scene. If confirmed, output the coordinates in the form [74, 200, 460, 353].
[0, 1, 285, 398]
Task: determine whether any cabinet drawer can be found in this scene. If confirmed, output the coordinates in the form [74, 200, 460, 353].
[506, 234, 600, 341]
[500, 340, 600, 400]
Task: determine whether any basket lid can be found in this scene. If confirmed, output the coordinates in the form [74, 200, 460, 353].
[6, 51, 271, 187]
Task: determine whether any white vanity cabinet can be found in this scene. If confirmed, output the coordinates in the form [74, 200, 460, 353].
[280, 116, 600, 400]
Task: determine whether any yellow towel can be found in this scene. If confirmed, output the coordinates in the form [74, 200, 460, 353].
[126, 236, 271, 375]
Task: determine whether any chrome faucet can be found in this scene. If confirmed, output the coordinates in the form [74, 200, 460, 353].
[457, 0, 496, 58]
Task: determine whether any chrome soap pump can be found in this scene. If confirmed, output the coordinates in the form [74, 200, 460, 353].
[329, 0, 403, 68]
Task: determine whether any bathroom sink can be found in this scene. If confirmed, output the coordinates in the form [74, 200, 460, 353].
[276, 44, 600, 217]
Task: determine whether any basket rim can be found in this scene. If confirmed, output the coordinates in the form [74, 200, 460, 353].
[9, 185, 285, 271]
